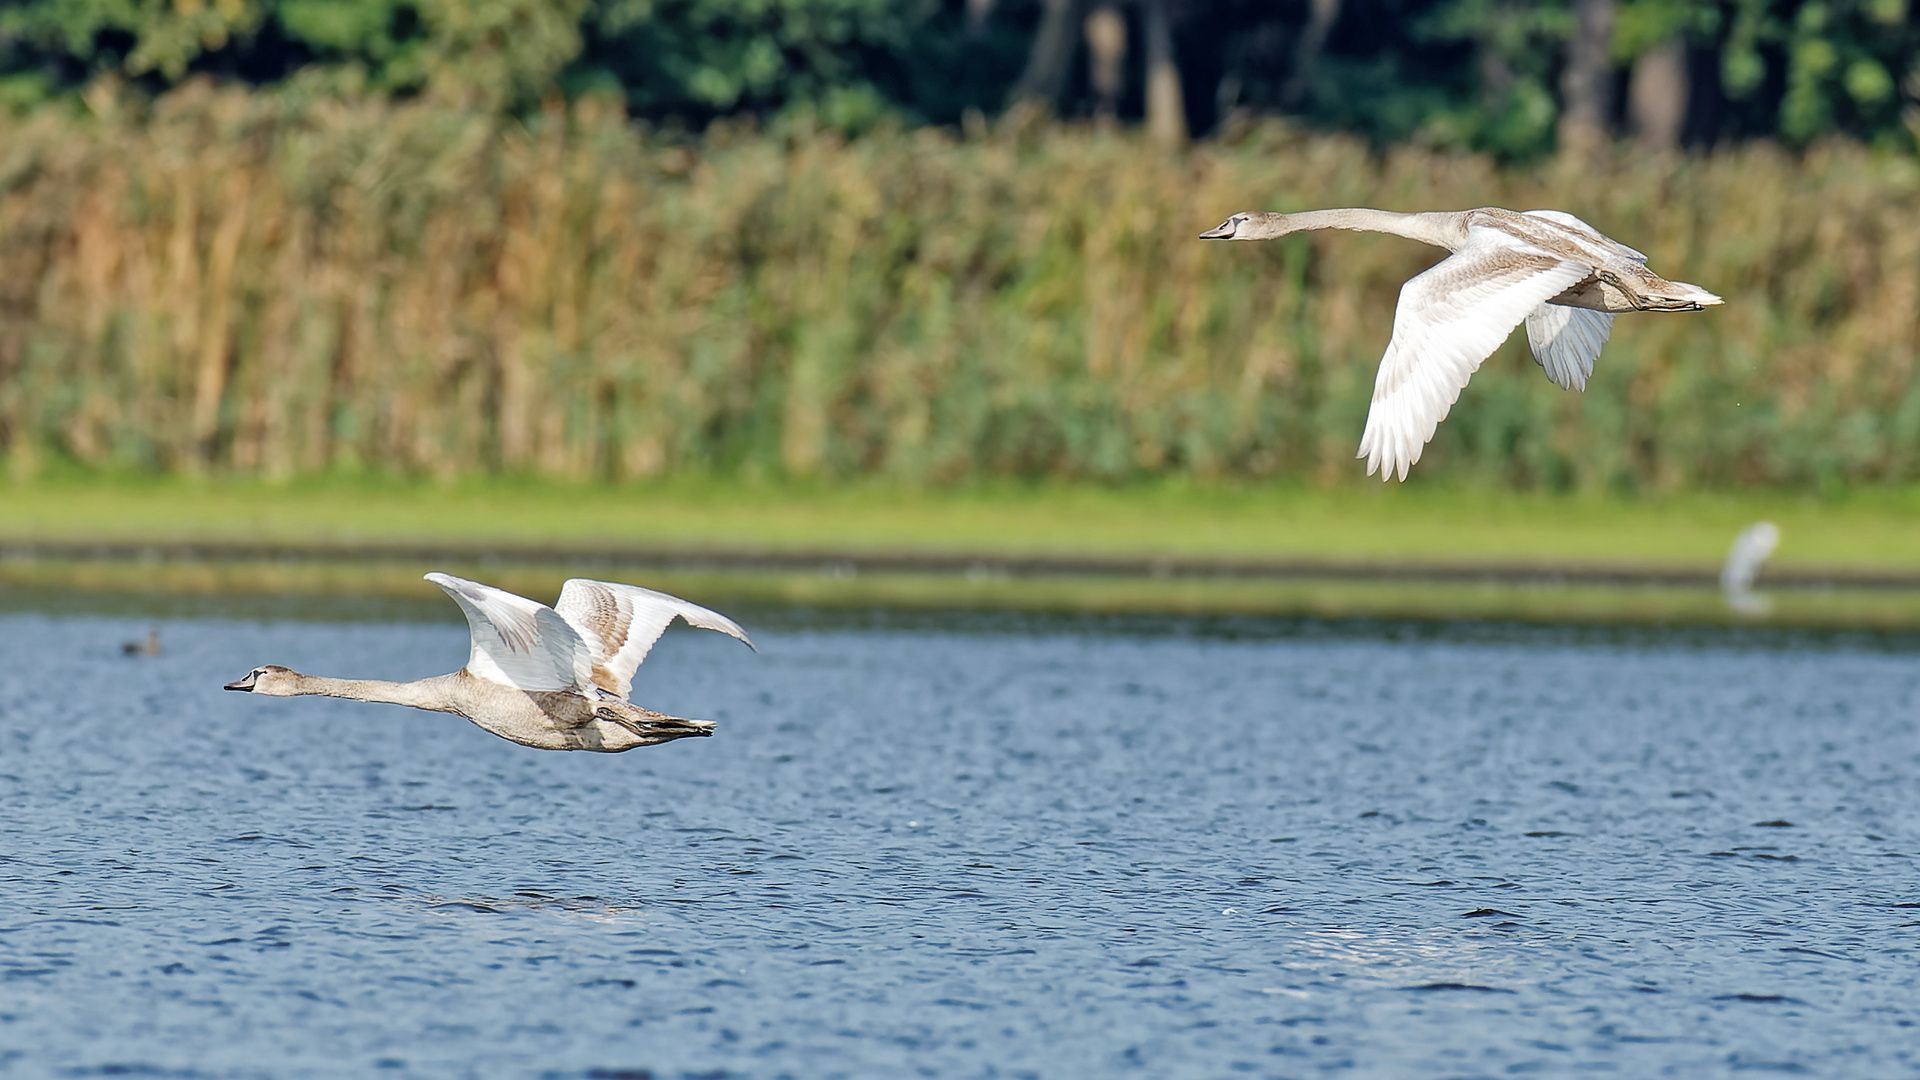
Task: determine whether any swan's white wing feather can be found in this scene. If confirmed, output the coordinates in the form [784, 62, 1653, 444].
[1523, 209, 1647, 262]
[1524, 303, 1615, 391]
[425, 572, 592, 692]
[1356, 229, 1594, 481]
[555, 579, 755, 700]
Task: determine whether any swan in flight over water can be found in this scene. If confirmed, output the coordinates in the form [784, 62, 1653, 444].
[1200, 207, 1722, 480]
[224, 573, 754, 752]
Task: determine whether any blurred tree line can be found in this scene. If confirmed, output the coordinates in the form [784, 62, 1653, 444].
[1, 0, 1918, 155]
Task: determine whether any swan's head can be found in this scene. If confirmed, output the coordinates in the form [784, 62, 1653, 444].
[224, 665, 298, 695]
[1200, 211, 1290, 241]
[1199, 213, 1251, 240]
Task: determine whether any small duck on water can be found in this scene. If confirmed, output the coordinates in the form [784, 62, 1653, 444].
[122, 628, 161, 656]
[224, 573, 754, 752]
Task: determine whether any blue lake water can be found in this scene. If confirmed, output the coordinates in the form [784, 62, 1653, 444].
[2, 603, 1917, 1078]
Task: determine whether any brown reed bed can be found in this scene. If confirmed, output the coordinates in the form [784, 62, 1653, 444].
[0, 82, 1915, 491]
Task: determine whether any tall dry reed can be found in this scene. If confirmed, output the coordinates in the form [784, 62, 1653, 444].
[1, 82, 1916, 490]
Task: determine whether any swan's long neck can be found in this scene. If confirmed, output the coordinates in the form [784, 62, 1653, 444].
[1243, 209, 1467, 251]
[285, 672, 463, 711]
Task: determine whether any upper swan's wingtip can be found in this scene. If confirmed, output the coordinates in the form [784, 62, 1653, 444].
[1357, 444, 1412, 482]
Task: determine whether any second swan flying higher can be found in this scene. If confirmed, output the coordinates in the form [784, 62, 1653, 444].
[224, 573, 754, 752]
[1200, 207, 1722, 480]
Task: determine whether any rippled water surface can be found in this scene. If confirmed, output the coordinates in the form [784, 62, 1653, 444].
[3, 605, 1918, 1078]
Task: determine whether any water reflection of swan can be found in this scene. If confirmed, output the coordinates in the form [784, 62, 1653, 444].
[224, 573, 754, 752]
[1200, 207, 1722, 480]
[1722, 522, 1780, 616]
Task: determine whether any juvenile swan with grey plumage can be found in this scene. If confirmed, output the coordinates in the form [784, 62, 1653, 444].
[1200, 207, 1722, 480]
[223, 573, 754, 752]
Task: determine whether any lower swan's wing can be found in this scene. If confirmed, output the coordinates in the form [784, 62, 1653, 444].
[555, 579, 755, 700]
[425, 572, 593, 692]
[1524, 303, 1615, 391]
[1357, 227, 1594, 481]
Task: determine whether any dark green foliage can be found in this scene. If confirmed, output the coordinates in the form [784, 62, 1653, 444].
[4, 0, 1920, 149]
[575, 0, 927, 123]
[0, 0, 263, 79]
[1407, 0, 1920, 151]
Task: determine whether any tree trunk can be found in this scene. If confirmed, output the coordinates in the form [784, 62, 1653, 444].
[1143, 0, 1187, 149]
[1084, 4, 1127, 121]
[966, 0, 997, 38]
[1557, 0, 1618, 160]
[1628, 38, 1688, 152]
[1281, 0, 1341, 106]
[1011, 0, 1084, 108]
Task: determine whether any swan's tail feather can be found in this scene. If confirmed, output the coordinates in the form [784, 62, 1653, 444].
[596, 707, 716, 745]
[1642, 279, 1722, 311]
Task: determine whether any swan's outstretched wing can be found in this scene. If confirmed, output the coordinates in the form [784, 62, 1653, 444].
[555, 579, 755, 700]
[1525, 303, 1615, 391]
[1523, 210, 1647, 262]
[1357, 229, 1593, 481]
[425, 572, 593, 692]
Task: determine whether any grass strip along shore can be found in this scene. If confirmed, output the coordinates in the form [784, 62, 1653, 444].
[4, 477, 1916, 629]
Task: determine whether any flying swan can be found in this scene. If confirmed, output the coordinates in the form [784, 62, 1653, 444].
[1200, 207, 1722, 480]
[224, 573, 754, 752]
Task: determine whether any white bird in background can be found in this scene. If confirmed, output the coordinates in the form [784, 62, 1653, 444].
[224, 573, 754, 752]
[1721, 521, 1780, 616]
[1200, 207, 1723, 480]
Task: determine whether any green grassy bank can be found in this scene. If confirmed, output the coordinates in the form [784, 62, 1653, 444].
[2, 475, 1914, 568]
[4, 477, 1914, 626]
